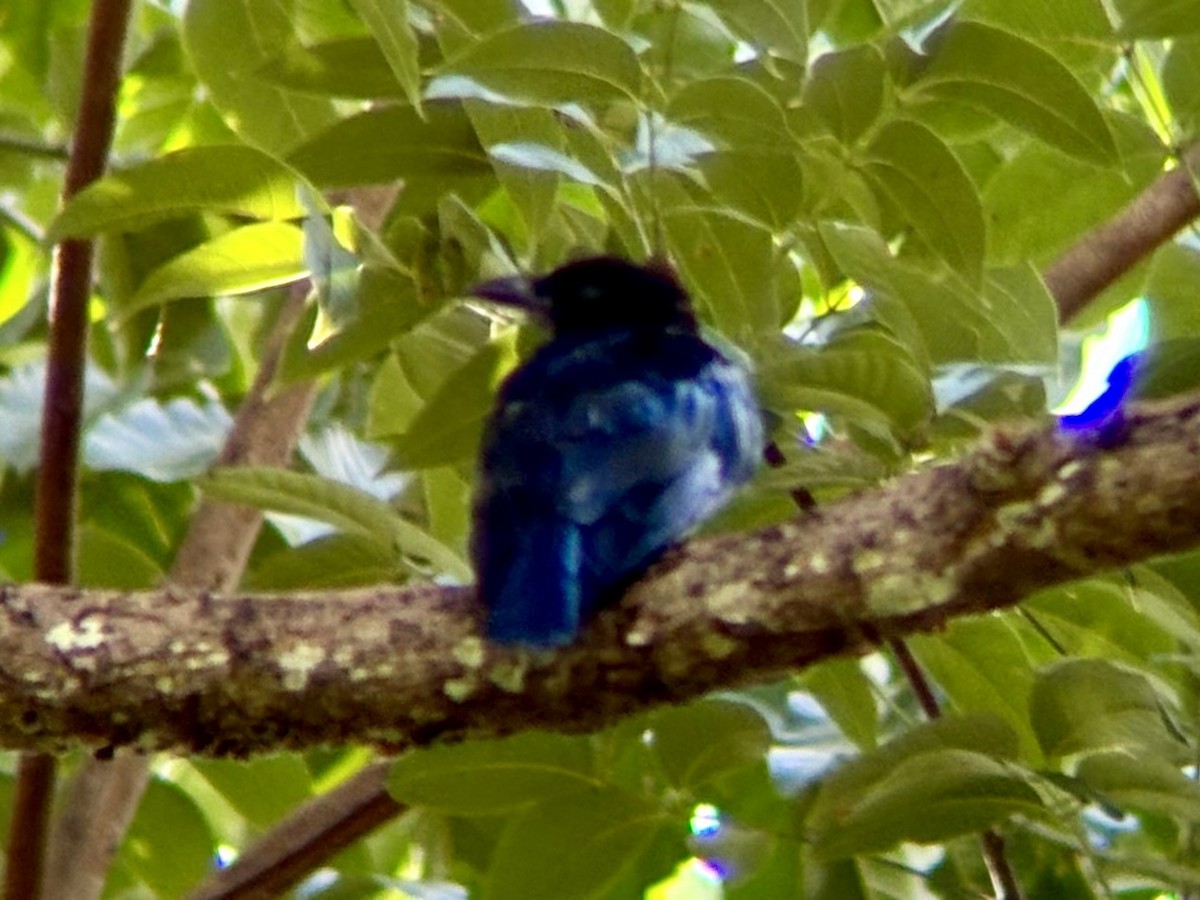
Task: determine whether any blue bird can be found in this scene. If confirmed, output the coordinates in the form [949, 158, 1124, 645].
[470, 256, 764, 647]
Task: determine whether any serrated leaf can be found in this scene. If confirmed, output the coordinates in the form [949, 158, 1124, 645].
[255, 37, 404, 98]
[49, 146, 303, 239]
[863, 119, 985, 282]
[804, 44, 885, 142]
[1029, 658, 1186, 761]
[487, 788, 669, 900]
[431, 21, 640, 106]
[287, 103, 490, 188]
[393, 330, 520, 468]
[649, 699, 771, 789]
[812, 748, 1043, 859]
[915, 20, 1117, 164]
[388, 732, 597, 815]
[348, 0, 424, 111]
[125, 222, 304, 316]
[183, 0, 338, 154]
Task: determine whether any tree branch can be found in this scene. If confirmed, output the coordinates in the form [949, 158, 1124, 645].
[1045, 141, 1200, 322]
[0, 394, 1196, 755]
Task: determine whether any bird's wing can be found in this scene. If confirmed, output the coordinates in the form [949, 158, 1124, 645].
[473, 338, 762, 644]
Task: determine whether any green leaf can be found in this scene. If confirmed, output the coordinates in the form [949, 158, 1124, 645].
[197, 467, 470, 579]
[287, 103, 490, 188]
[914, 20, 1118, 165]
[1146, 244, 1200, 341]
[49, 145, 303, 239]
[282, 268, 437, 381]
[662, 202, 780, 340]
[697, 150, 805, 231]
[806, 714, 1021, 848]
[1025, 579, 1175, 666]
[255, 38, 405, 99]
[668, 76, 792, 148]
[124, 222, 304, 316]
[430, 21, 641, 106]
[78, 522, 164, 589]
[649, 699, 771, 789]
[487, 788, 671, 900]
[347, 0, 424, 111]
[199, 467, 393, 545]
[811, 748, 1043, 859]
[798, 659, 878, 750]
[984, 112, 1165, 274]
[183, 0, 338, 154]
[392, 330, 520, 468]
[488, 141, 607, 187]
[820, 222, 1057, 364]
[1164, 39, 1200, 136]
[1077, 751, 1200, 821]
[803, 44, 885, 142]
[191, 756, 314, 827]
[864, 119, 985, 282]
[245, 532, 403, 590]
[759, 330, 932, 434]
[388, 731, 597, 814]
[1029, 658, 1186, 761]
[1110, 0, 1200, 38]
[119, 778, 214, 898]
[706, 0, 808, 64]
[910, 617, 1046, 762]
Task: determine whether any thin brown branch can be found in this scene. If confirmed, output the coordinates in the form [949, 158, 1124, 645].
[1045, 142, 1200, 323]
[9, 3, 133, 898]
[42, 286, 317, 900]
[0, 393, 1196, 755]
[186, 762, 401, 900]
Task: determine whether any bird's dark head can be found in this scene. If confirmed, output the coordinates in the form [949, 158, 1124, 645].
[471, 256, 697, 336]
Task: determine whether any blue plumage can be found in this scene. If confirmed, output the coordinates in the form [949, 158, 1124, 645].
[470, 257, 763, 647]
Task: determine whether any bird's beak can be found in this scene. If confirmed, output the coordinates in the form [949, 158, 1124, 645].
[470, 274, 552, 318]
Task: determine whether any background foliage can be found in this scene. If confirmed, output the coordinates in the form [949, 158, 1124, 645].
[2, 0, 1200, 896]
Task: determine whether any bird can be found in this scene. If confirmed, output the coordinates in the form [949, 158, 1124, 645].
[469, 256, 764, 648]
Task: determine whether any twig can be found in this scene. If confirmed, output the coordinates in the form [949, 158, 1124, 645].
[186, 763, 401, 900]
[7, 3, 132, 898]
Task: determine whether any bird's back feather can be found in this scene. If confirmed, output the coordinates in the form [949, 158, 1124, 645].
[472, 326, 762, 647]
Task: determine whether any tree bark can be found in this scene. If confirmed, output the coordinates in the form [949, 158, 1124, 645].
[0, 392, 1196, 756]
